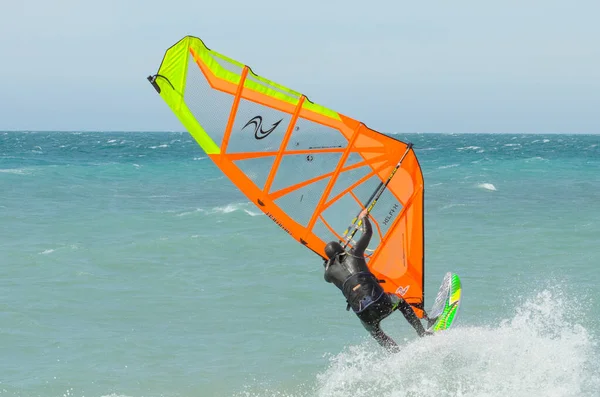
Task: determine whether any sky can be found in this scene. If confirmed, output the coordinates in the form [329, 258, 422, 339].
[0, 0, 598, 134]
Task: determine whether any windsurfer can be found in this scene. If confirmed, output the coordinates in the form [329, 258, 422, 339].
[323, 209, 430, 352]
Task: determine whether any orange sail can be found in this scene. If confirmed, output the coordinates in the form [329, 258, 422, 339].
[148, 36, 425, 316]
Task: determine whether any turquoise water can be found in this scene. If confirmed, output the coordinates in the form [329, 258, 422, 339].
[1, 131, 599, 397]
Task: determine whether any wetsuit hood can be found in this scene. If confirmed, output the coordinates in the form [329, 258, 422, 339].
[325, 241, 345, 259]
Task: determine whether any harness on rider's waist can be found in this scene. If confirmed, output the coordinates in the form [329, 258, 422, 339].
[342, 271, 387, 313]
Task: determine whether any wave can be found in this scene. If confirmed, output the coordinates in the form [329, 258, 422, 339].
[212, 203, 262, 217]
[0, 168, 32, 175]
[438, 164, 459, 169]
[530, 139, 551, 144]
[38, 244, 79, 255]
[315, 288, 599, 397]
[478, 183, 497, 191]
[525, 156, 548, 162]
[100, 394, 133, 397]
[416, 147, 440, 152]
[176, 203, 262, 217]
[457, 146, 481, 151]
[440, 203, 467, 210]
[213, 203, 247, 214]
[175, 208, 203, 217]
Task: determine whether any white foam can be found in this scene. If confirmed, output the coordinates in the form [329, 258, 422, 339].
[525, 156, 548, 162]
[176, 208, 204, 217]
[0, 168, 31, 175]
[149, 144, 169, 149]
[40, 249, 55, 255]
[418, 147, 440, 152]
[316, 289, 599, 397]
[100, 394, 133, 397]
[440, 203, 467, 210]
[478, 183, 497, 191]
[176, 203, 263, 217]
[193, 157, 207, 161]
[243, 209, 262, 217]
[457, 146, 481, 151]
[214, 204, 241, 214]
[438, 164, 459, 169]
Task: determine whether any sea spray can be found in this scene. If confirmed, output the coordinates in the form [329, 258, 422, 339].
[316, 288, 598, 397]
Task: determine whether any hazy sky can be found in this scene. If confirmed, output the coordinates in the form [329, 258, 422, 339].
[1, 0, 598, 134]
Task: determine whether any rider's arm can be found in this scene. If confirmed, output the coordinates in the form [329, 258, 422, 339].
[353, 214, 372, 257]
[323, 258, 334, 283]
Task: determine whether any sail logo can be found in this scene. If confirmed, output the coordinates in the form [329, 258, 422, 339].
[242, 116, 283, 140]
[264, 211, 292, 235]
[382, 203, 400, 225]
[395, 285, 410, 296]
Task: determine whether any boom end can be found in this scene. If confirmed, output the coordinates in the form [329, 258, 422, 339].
[147, 75, 161, 94]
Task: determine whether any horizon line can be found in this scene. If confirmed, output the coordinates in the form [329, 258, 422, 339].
[2, 130, 599, 136]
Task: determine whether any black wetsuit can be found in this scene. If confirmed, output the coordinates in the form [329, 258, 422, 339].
[324, 216, 427, 351]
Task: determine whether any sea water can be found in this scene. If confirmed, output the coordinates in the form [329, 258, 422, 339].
[1, 131, 599, 397]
